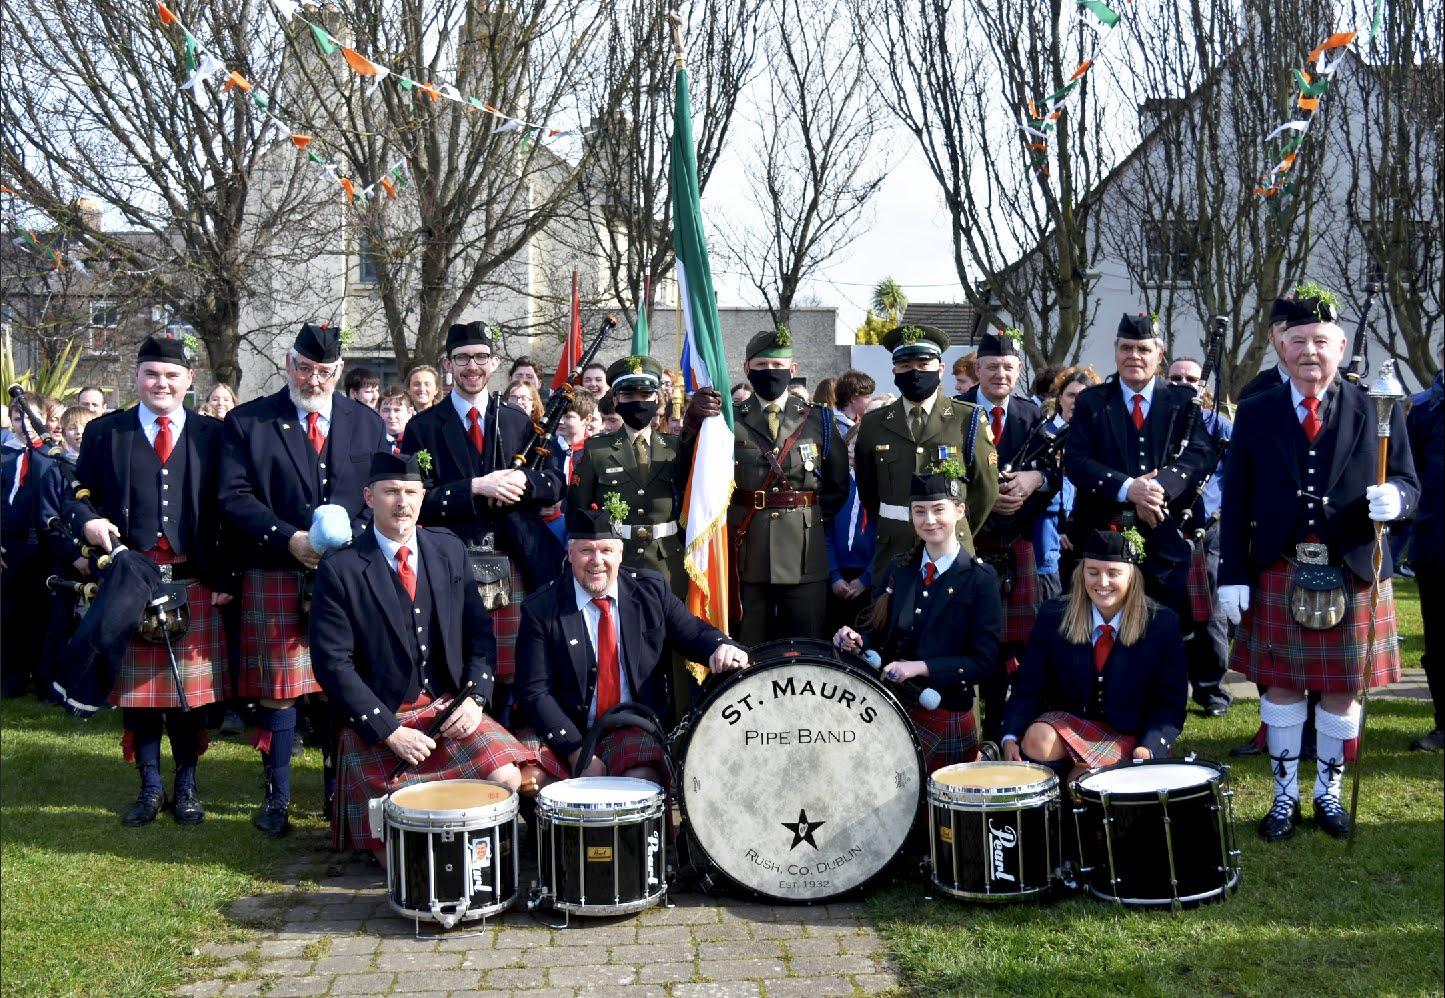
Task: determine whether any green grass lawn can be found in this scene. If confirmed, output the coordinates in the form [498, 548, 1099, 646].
[0, 704, 331, 997]
[869, 701, 1444, 997]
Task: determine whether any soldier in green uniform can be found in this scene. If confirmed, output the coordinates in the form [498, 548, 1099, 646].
[727, 328, 850, 646]
[568, 355, 686, 595]
[855, 323, 998, 578]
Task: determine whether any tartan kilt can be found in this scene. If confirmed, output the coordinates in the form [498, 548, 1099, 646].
[910, 705, 979, 776]
[335, 697, 537, 852]
[516, 726, 668, 784]
[993, 537, 1041, 644]
[1036, 711, 1136, 769]
[111, 579, 228, 708]
[1187, 540, 1213, 623]
[1230, 558, 1401, 693]
[238, 569, 319, 700]
[489, 562, 526, 684]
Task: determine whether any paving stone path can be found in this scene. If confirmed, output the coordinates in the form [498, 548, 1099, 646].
[181, 847, 902, 998]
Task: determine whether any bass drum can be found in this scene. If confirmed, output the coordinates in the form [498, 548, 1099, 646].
[675, 640, 923, 903]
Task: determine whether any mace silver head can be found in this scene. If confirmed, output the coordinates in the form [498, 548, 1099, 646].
[1367, 359, 1406, 435]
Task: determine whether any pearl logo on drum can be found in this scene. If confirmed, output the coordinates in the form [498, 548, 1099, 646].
[987, 820, 1018, 883]
[781, 809, 826, 850]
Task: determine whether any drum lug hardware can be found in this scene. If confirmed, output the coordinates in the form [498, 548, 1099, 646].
[440, 829, 455, 843]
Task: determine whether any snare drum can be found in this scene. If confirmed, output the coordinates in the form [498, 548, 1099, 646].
[675, 646, 923, 903]
[928, 761, 1060, 901]
[536, 777, 667, 916]
[377, 780, 519, 928]
[1072, 759, 1241, 909]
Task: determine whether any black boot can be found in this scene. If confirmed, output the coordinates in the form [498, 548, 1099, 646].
[253, 769, 291, 838]
[172, 767, 205, 824]
[1258, 795, 1300, 842]
[1312, 794, 1351, 839]
[122, 787, 167, 827]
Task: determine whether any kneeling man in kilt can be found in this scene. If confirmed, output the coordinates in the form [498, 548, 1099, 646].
[310, 453, 540, 856]
[1219, 285, 1419, 841]
[65, 335, 234, 826]
[514, 507, 748, 785]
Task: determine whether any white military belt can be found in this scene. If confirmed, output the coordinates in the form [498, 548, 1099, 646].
[617, 521, 679, 540]
[879, 503, 910, 522]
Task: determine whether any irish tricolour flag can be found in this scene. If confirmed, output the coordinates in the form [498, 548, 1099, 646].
[672, 63, 734, 644]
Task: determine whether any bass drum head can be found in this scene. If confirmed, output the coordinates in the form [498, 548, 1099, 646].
[679, 657, 923, 902]
[1077, 761, 1218, 796]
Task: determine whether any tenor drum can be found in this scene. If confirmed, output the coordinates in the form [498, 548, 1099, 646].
[1072, 759, 1241, 909]
[928, 761, 1060, 901]
[676, 643, 924, 902]
[379, 780, 519, 928]
[536, 777, 667, 916]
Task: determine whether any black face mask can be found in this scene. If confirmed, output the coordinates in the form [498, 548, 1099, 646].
[894, 368, 941, 403]
[616, 399, 659, 431]
[747, 368, 793, 401]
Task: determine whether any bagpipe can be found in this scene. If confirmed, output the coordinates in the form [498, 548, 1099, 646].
[1345, 278, 1383, 386]
[512, 314, 617, 471]
[1166, 315, 1229, 530]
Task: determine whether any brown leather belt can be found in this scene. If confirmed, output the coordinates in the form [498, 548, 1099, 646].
[733, 489, 818, 511]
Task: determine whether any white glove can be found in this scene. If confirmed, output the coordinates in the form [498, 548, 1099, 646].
[1217, 585, 1250, 626]
[1366, 483, 1403, 522]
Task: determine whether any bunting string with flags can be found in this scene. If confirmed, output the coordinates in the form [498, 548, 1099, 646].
[272, 0, 593, 146]
[150, 2, 409, 209]
[1017, 0, 1134, 178]
[1252, 17, 1378, 203]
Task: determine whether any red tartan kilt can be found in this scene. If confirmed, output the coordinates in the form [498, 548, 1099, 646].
[982, 537, 1040, 644]
[110, 580, 228, 709]
[910, 705, 978, 776]
[1229, 558, 1401, 693]
[1035, 711, 1136, 769]
[489, 562, 526, 683]
[334, 697, 536, 852]
[516, 726, 668, 784]
[1187, 541, 1213, 623]
[238, 569, 320, 699]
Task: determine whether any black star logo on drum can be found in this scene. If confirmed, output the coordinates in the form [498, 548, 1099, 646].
[781, 809, 825, 850]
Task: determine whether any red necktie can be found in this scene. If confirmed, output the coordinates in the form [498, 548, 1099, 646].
[1094, 623, 1115, 672]
[395, 546, 417, 602]
[14, 450, 29, 492]
[1302, 396, 1322, 442]
[467, 406, 485, 456]
[923, 562, 937, 586]
[306, 411, 325, 455]
[154, 415, 173, 464]
[592, 596, 621, 717]
[991, 405, 1005, 446]
[391, 438, 402, 457]
[1131, 395, 1145, 431]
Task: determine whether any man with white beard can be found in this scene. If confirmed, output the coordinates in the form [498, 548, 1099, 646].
[219, 323, 387, 836]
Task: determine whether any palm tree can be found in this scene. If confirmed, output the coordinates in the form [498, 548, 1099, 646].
[871, 277, 908, 324]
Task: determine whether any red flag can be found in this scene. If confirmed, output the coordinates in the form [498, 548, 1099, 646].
[552, 269, 582, 390]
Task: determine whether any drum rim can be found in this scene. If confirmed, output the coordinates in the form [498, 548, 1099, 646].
[928, 761, 1059, 802]
[385, 779, 519, 825]
[1072, 757, 1227, 800]
[538, 775, 665, 809]
[671, 652, 925, 904]
[536, 799, 666, 823]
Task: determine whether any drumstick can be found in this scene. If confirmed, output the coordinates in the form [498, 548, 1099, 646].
[862, 649, 942, 710]
[387, 681, 476, 782]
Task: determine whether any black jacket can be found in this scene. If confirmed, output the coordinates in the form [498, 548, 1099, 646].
[960, 388, 1060, 536]
[62, 406, 234, 593]
[310, 526, 495, 745]
[1003, 597, 1188, 758]
[866, 549, 1003, 711]
[515, 567, 732, 757]
[400, 393, 564, 588]
[219, 389, 386, 570]
[1220, 377, 1419, 585]
[1063, 374, 1216, 561]
[1407, 377, 1443, 570]
[1237, 363, 1289, 402]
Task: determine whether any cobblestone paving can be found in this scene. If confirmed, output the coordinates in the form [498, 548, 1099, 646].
[180, 851, 902, 998]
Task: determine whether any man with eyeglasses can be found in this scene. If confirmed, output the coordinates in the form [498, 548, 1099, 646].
[401, 321, 566, 721]
[219, 323, 387, 837]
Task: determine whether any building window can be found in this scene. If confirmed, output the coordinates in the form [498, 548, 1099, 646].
[1142, 218, 1198, 286]
[89, 301, 119, 352]
[358, 234, 381, 285]
[1364, 219, 1434, 289]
